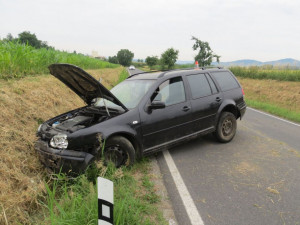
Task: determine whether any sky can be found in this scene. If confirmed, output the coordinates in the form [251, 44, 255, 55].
[0, 0, 299, 62]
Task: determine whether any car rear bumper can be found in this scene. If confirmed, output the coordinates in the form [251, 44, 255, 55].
[237, 101, 247, 119]
[35, 139, 94, 174]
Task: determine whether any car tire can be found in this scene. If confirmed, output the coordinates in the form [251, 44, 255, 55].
[214, 112, 237, 143]
[104, 136, 135, 167]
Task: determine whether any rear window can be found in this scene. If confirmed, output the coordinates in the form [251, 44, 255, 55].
[211, 71, 239, 91]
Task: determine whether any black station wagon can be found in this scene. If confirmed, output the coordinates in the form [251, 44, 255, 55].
[35, 64, 246, 173]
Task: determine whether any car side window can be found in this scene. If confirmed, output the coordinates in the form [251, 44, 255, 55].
[187, 74, 212, 99]
[211, 71, 239, 91]
[151, 77, 186, 106]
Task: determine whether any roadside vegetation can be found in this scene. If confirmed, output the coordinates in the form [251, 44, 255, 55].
[238, 78, 300, 123]
[230, 66, 300, 82]
[43, 160, 166, 225]
[0, 41, 118, 79]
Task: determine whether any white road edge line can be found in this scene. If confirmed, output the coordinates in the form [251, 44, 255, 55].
[248, 107, 300, 127]
[163, 150, 204, 225]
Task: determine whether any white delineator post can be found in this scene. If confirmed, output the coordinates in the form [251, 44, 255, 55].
[97, 177, 114, 225]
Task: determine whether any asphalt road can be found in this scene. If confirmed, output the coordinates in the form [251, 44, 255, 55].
[157, 109, 300, 225]
[127, 67, 144, 76]
[127, 68, 300, 224]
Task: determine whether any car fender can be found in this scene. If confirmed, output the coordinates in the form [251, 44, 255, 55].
[214, 99, 238, 126]
[102, 125, 143, 159]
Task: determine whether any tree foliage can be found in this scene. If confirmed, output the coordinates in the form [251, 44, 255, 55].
[160, 48, 179, 69]
[116, 49, 134, 67]
[2, 31, 52, 49]
[191, 36, 220, 66]
[145, 56, 159, 69]
[108, 56, 119, 64]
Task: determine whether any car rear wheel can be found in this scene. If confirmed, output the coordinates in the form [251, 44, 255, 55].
[104, 136, 135, 167]
[214, 112, 237, 143]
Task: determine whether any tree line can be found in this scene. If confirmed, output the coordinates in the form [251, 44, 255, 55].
[109, 36, 220, 69]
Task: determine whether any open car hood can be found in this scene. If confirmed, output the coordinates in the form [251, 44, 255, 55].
[48, 64, 128, 111]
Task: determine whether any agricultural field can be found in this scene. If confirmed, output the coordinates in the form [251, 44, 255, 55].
[227, 65, 300, 122]
[238, 78, 300, 123]
[230, 66, 300, 82]
[0, 41, 118, 79]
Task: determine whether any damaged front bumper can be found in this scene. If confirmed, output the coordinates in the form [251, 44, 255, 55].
[35, 139, 95, 174]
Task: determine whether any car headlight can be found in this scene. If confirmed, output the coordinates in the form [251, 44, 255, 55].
[50, 133, 68, 149]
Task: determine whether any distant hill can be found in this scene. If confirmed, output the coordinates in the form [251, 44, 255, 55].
[176, 58, 300, 67]
[212, 58, 300, 67]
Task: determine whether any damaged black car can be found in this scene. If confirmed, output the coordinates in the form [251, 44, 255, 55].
[36, 64, 246, 173]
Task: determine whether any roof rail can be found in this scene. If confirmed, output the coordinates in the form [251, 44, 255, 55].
[127, 70, 162, 79]
[157, 67, 195, 78]
[128, 66, 224, 79]
[158, 66, 225, 78]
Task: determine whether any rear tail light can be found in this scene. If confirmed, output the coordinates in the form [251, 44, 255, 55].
[241, 88, 245, 95]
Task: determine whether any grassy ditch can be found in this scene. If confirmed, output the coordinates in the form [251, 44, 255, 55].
[0, 41, 118, 79]
[231, 66, 300, 82]
[42, 160, 166, 225]
[239, 77, 300, 123]
[0, 67, 157, 224]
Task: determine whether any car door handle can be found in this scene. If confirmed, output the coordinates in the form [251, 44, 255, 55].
[182, 106, 191, 112]
[216, 97, 222, 102]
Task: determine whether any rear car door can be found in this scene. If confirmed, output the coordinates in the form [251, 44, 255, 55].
[140, 76, 193, 151]
[186, 73, 222, 132]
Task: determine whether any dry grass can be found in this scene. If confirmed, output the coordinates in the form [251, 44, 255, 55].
[239, 78, 300, 112]
[0, 67, 123, 224]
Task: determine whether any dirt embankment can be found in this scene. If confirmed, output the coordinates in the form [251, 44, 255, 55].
[0, 68, 122, 224]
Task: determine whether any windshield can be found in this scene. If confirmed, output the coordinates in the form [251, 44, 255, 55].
[94, 79, 155, 110]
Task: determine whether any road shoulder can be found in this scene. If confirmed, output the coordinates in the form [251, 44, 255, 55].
[149, 156, 178, 225]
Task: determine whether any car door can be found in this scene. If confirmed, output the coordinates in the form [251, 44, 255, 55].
[186, 73, 223, 132]
[140, 76, 193, 151]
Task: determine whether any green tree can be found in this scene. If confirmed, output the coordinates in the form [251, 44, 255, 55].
[145, 56, 159, 69]
[108, 56, 119, 64]
[191, 36, 220, 66]
[17, 31, 52, 49]
[5, 33, 14, 41]
[116, 49, 134, 67]
[160, 48, 179, 69]
[18, 31, 42, 48]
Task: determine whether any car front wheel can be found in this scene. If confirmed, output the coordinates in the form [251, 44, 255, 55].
[214, 112, 237, 143]
[104, 136, 135, 167]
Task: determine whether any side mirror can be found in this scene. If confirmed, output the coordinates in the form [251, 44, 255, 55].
[148, 101, 165, 111]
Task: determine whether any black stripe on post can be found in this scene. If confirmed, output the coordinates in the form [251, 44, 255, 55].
[98, 198, 114, 224]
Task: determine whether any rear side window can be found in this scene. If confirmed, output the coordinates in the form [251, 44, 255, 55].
[187, 74, 212, 99]
[211, 71, 239, 91]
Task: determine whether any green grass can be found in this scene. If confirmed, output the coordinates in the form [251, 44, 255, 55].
[230, 66, 300, 82]
[245, 98, 300, 123]
[43, 160, 167, 225]
[116, 68, 129, 84]
[0, 41, 118, 79]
